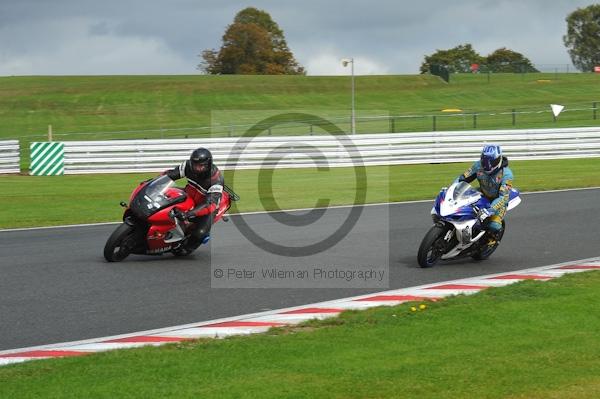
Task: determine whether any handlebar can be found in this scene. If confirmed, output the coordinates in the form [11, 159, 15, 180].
[169, 207, 185, 220]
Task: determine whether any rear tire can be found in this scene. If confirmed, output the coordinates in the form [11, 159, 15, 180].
[417, 225, 449, 268]
[471, 221, 505, 261]
[104, 223, 136, 262]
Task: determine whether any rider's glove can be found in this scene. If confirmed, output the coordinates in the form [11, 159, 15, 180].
[170, 208, 184, 220]
[477, 207, 492, 222]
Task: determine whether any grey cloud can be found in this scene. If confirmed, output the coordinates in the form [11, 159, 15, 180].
[0, 0, 596, 75]
[89, 22, 110, 36]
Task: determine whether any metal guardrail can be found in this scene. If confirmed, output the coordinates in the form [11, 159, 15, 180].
[0, 140, 20, 174]
[58, 127, 600, 174]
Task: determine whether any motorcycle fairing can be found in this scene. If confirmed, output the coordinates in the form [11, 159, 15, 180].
[431, 181, 521, 259]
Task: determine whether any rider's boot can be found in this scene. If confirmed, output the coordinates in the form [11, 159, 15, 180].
[483, 215, 503, 246]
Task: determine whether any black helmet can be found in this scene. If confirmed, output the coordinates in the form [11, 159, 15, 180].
[190, 147, 212, 175]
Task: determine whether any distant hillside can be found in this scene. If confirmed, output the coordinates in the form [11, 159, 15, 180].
[1, 73, 599, 142]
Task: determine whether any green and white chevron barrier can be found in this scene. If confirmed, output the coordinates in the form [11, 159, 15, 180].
[30, 142, 64, 176]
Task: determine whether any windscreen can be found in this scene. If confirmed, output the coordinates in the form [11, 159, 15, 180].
[130, 175, 178, 219]
[450, 181, 480, 201]
[144, 175, 175, 202]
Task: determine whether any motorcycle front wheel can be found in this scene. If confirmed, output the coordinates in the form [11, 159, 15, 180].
[417, 225, 450, 268]
[103, 223, 136, 262]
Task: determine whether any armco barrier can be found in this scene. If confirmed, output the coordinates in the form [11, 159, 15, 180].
[57, 127, 600, 174]
[0, 140, 20, 174]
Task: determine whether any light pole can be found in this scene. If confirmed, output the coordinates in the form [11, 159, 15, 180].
[341, 58, 356, 134]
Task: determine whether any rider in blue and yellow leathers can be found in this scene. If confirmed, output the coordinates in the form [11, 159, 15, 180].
[457, 145, 514, 237]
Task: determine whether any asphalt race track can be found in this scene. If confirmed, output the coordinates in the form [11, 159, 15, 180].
[1, 188, 598, 350]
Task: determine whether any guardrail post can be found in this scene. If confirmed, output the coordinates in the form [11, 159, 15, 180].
[594, 102, 597, 120]
[432, 116, 437, 131]
[473, 113, 477, 129]
[390, 117, 396, 133]
[512, 109, 516, 126]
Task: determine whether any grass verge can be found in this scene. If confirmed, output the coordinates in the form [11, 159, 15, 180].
[1, 271, 599, 398]
[3, 73, 600, 141]
[1, 157, 600, 229]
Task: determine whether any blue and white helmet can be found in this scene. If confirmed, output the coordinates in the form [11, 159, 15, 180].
[480, 144, 502, 174]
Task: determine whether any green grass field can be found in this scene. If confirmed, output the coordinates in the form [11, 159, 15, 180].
[1, 270, 598, 398]
[2, 73, 600, 144]
[1, 157, 599, 229]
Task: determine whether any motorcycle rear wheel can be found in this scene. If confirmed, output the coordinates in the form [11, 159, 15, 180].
[104, 223, 136, 262]
[417, 225, 449, 268]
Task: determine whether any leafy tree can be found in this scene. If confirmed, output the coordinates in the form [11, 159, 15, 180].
[198, 49, 219, 74]
[485, 48, 539, 73]
[420, 44, 484, 74]
[199, 7, 304, 75]
[563, 4, 600, 72]
[421, 44, 539, 74]
[234, 7, 284, 43]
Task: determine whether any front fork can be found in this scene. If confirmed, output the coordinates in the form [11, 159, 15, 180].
[122, 210, 149, 253]
[433, 221, 455, 255]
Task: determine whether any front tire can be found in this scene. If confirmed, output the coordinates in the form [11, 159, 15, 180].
[417, 225, 450, 268]
[104, 223, 136, 262]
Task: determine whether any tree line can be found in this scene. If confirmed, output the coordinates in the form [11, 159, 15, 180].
[420, 44, 538, 74]
[200, 5, 600, 75]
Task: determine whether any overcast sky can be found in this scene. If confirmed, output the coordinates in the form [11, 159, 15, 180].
[0, 0, 596, 76]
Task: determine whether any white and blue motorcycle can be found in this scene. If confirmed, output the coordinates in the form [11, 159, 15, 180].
[417, 181, 521, 268]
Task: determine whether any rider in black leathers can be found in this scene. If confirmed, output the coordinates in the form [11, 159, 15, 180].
[164, 148, 224, 250]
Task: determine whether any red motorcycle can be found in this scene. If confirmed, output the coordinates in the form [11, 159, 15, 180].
[103, 175, 238, 262]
